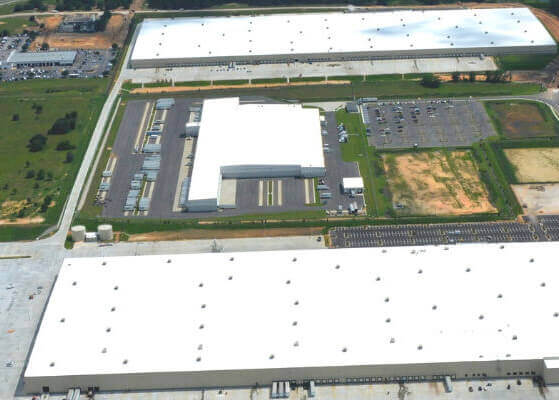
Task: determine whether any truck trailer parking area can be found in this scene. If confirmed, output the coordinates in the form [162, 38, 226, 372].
[99, 97, 365, 219]
[363, 99, 496, 149]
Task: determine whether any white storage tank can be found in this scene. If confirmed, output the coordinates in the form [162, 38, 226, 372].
[70, 225, 86, 242]
[97, 224, 113, 241]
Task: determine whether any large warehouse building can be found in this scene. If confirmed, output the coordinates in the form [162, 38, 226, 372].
[24, 242, 559, 394]
[185, 97, 325, 212]
[129, 8, 556, 68]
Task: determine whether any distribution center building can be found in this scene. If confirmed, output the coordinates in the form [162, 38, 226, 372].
[185, 97, 325, 212]
[129, 8, 556, 68]
[23, 242, 559, 394]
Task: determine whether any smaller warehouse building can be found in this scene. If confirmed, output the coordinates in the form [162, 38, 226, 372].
[7, 50, 77, 67]
[342, 177, 364, 194]
[185, 97, 325, 211]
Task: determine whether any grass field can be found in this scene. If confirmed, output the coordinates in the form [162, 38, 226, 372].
[0, 78, 108, 240]
[484, 100, 559, 139]
[125, 80, 542, 103]
[383, 150, 496, 216]
[0, 16, 38, 33]
[497, 54, 557, 71]
[504, 148, 559, 183]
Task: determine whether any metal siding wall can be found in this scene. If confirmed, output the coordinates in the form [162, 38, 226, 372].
[24, 359, 545, 394]
[129, 44, 557, 69]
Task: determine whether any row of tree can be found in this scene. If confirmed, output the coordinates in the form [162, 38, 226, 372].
[55, 0, 129, 10]
[420, 70, 508, 88]
[146, 0, 465, 9]
[13, 0, 46, 12]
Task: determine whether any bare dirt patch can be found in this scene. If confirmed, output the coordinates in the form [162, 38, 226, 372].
[130, 80, 350, 94]
[128, 227, 323, 242]
[36, 15, 63, 32]
[531, 8, 559, 42]
[383, 151, 496, 216]
[0, 216, 45, 225]
[33, 14, 130, 50]
[504, 148, 559, 182]
[512, 183, 559, 214]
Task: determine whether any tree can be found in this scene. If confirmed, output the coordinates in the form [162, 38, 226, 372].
[468, 72, 477, 82]
[12, 114, 19, 121]
[36, 169, 45, 180]
[46, 171, 53, 181]
[40, 195, 52, 213]
[25, 169, 36, 179]
[420, 74, 441, 89]
[65, 152, 74, 163]
[40, 42, 49, 51]
[0, 30, 9, 37]
[56, 140, 76, 151]
[112, 43, 119, 50]
[552, 0, 559, 16]
[27, 134, 47, 152]
[62, 69, 69, 77]
[451, 72, 460, 83]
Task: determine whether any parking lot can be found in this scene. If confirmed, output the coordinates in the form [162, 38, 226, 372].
[0, 34, 114, 81]
[100, 98, 365, 218]
[363, 99, 495, 149]
[330, 221, 541, 248]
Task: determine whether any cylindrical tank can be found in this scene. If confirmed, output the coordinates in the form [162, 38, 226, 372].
[97, 224, 113, 241]
[70, 225, 86, 242]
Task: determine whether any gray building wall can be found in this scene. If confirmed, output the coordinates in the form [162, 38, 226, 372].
[129, 43, 557, 69]
[24, 358, 550, 394]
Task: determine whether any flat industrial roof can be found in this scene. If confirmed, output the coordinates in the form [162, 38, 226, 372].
[7, 50, 77, 64]
[25, 242, 559, 380]
[131, 8, 555, 62]
[188, 97, 324, 203]
[343, 177, 364, 189]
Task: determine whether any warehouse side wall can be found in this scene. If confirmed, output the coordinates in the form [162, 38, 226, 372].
[24, 359, 547, 394]
[129, 44, 557, 69]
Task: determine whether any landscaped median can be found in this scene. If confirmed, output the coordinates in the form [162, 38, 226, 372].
[122, 76, 542, 102]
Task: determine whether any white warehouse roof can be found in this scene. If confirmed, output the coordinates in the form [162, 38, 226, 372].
[131, 8, 555, 64]
[24, 242, 559, 392]
[187, 98, 324, 209]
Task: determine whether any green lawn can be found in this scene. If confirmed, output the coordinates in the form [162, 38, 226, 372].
[484, 100, 559, 139]
[0, 78, 108, 240]
[0, 16, 38, 33]
[498, 54, 557, 71]
[126, 80, 541, 103]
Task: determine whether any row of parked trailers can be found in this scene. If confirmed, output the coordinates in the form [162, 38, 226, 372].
[123, 172, 155, 212]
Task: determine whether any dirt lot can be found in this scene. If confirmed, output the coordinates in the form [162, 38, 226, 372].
[383, 151, 496, 216]
[512, 183, 559, 214]
[130, 79, 350, 94]
[128, 227, 324, 242]
[531, 7, 559, 42]
[485, 101, 558, 139]
[505, 148, 559, 182]
[36, 15, 63, 32]
[33, 14, 130, 50]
